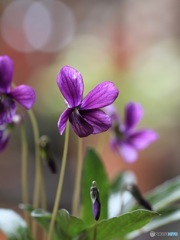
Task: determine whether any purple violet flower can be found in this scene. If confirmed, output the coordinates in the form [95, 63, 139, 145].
[0, 55, 36, 125]
[106, 102, 158, 163]
[57, 66, 119, 137]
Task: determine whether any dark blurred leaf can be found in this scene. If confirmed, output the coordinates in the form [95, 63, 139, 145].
[84, 209, 158, 240]
[82, 148, 109, 225]
[146, 176, 180, 210]
[0, 209, 33, 240]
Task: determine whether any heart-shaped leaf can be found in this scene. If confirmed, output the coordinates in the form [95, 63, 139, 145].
[84, 209, 159, 240]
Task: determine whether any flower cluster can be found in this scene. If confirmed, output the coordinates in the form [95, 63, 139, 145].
[0, 56, 163, 240]
[0, 56, 36, 150]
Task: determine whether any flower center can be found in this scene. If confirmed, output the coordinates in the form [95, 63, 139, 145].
[0, 93, 8, 111]
[113, 124, 127, 141]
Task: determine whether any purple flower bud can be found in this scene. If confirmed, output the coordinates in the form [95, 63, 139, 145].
[90, 181, 101, 221]
[39, 135, 57, 174]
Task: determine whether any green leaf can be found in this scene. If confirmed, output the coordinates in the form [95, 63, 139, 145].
[20, 206, 58, 239]
[56, 209, 87, 238]
[19, 205, 51, 230]
[31, 209, 51, 230]
[82, 148, 109, 225]
[128, 206, 180, 239]
[0, 209, 33, 240]
[84, 209, 158, 240]
[22, 207, 87, 240]
[146, 176, 180, 210]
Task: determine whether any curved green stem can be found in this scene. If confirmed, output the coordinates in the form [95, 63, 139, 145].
[72, 137, 83, 216]
[20, 123, 30, 226]
[28, 110, 46, 238]
[47, 122, 70, 240]
[93, 221, 97, 240]
[40, 170, 47, 210]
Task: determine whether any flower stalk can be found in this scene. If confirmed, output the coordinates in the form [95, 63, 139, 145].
[28, 109, 45, 238]
[20, 123, 30, 226]
[47, 122, 70, 240]
[72, 137, 83, 216]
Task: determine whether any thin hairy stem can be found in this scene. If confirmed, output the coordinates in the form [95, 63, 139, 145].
[93, 221, 97, 240]
[28, 110, 46, 238]
[47, 122, 70, 240]
[20, 123, 30, 226]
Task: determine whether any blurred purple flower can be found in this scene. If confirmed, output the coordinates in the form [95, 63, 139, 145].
[57, 66, 119, 137]
[0, 114, 22, 152]
[0, 124, 10, 151]
[0, 55, 36, 125]
[106, 102, 158, 163]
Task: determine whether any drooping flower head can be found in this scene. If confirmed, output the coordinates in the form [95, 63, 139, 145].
[125, 183, 152, 211]
[106, 102, 158, 163]
[0, 55, 36, 125]
[38, 135, 57, 174]
[57, 66, 119, 137]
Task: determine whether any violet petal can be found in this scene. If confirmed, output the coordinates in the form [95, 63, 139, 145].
[110, 138, 138, 163]
[105, 104, 121, 124]
[0, 97, 16, 124]
[57, 108, 73, 135]
[81, 81, 119, 110]
[69, 110, 93, 137]
[0, 56, 14, 93]
[125, 102, 144, 132]
[128, 129, 158, 150]
[10, 85, 36, 109]
[57, 66, 84, 108]
[80, 109, 112, 134]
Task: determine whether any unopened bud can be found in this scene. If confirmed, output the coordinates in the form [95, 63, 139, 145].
[39, 135, 57, 173]
[90, 181, 101, 221]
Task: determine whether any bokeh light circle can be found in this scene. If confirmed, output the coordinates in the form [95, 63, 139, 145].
[1, 0, 75, 52]
[23, 2, 52, 50]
